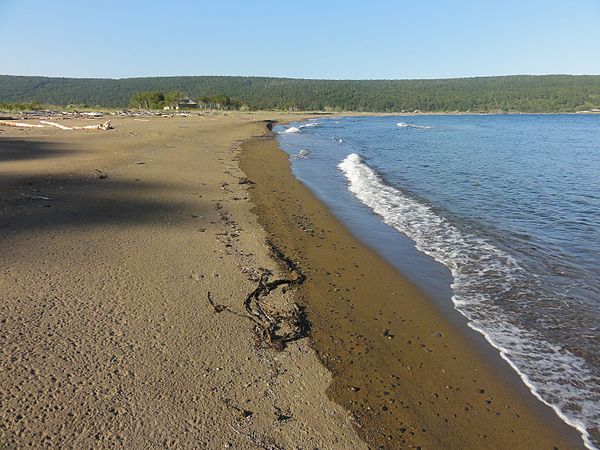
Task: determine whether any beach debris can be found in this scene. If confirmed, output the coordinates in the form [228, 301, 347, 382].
[241, 267, 263, 282]
[238, 177, 255, 185]
[243, 242, 308, 351]
[222, 399, 254, 420]
[94, 169, 109, 179]
[0, 121, 45, 128]
[245, 278, 308, 351]
[39, 121, 73, 130]
[212, 198, 309, 350]
[274, 407, 292, 423]
[207, 291, 227, 313]
[72, 120, 112, 131]
[0, 119, 112, 130]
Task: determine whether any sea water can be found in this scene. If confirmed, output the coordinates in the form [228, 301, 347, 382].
[276, 114, 600, 449]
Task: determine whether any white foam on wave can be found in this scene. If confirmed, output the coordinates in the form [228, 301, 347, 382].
[282, 126, 301, 134]
[338, 152, 599, 450]
[291, 148, 310, 160]
[280, 122, 320, 134]
[397, 121, 433, 130]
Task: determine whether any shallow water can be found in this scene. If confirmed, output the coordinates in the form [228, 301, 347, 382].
[276, 114, 600, 449]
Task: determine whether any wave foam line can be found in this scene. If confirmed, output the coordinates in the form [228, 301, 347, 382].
[338, 152, 598, 450]
[280, 122, 320, 134]
[281, 126, 300, 134]
[397, 121, 433, 129]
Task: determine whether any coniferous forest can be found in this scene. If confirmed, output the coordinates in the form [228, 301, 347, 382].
[1, 74, 599, 112]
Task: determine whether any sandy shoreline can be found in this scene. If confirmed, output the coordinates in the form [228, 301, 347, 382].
[240, 126, 584, 449]
[0, 113, 584, 448]
[0, 114, 365, 448]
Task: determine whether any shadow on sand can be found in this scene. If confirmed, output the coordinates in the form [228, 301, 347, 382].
[0, 137, 78, 162]
[0, 137, 211, 235]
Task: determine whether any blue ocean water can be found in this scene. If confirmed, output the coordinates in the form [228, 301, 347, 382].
[276, 114, 600, 449]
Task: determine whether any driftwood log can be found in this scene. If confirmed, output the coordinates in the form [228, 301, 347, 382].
[39, 121, 72, 130]
[40, 120, 113, 130]
[0, 121, 45, 128]
[0, 120, 112, 130]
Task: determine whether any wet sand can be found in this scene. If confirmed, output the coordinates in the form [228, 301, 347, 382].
[0, 114, 366, 448]
[240, 130, 584, 449]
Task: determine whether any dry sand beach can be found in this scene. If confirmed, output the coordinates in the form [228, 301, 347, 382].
[0, 114, 365, 449]
[0, 114, 583, 448]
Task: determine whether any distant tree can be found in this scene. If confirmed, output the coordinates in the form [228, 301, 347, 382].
[195, 94, 245, 110]
[129, 91, 165, 109]
[163, 91, 184, 108]
[0, 100, 46, 111]
[284, 102, 302, 112]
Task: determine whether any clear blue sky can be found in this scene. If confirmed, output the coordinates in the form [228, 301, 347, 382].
[1, 0, 599, 79]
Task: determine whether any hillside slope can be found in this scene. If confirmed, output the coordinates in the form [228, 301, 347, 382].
[1, 74, 599, 112]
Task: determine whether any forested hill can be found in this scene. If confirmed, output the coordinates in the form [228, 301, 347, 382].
[1, 74, 599, 112]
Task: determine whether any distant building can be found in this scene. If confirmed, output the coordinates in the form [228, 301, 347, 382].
[177, 97, 197, 109]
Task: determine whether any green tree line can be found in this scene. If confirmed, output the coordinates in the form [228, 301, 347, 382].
[129, 91, 183, 109]
[1, 74, 599, 112]
[128, 91, 248, 110]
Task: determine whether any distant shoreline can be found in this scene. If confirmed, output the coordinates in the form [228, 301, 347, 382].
[1, 107, 599, 119]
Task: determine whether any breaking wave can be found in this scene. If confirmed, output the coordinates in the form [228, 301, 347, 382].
[281, 126, 301, 134]
[338, 152, 599, 449]
[280, 122, 320, 134]
[397, 121, 433, 130]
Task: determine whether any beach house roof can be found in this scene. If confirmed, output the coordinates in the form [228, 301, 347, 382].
[178, 97, 197, 108]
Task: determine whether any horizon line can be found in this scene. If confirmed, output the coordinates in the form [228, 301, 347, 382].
[2, 73, 600, 82]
